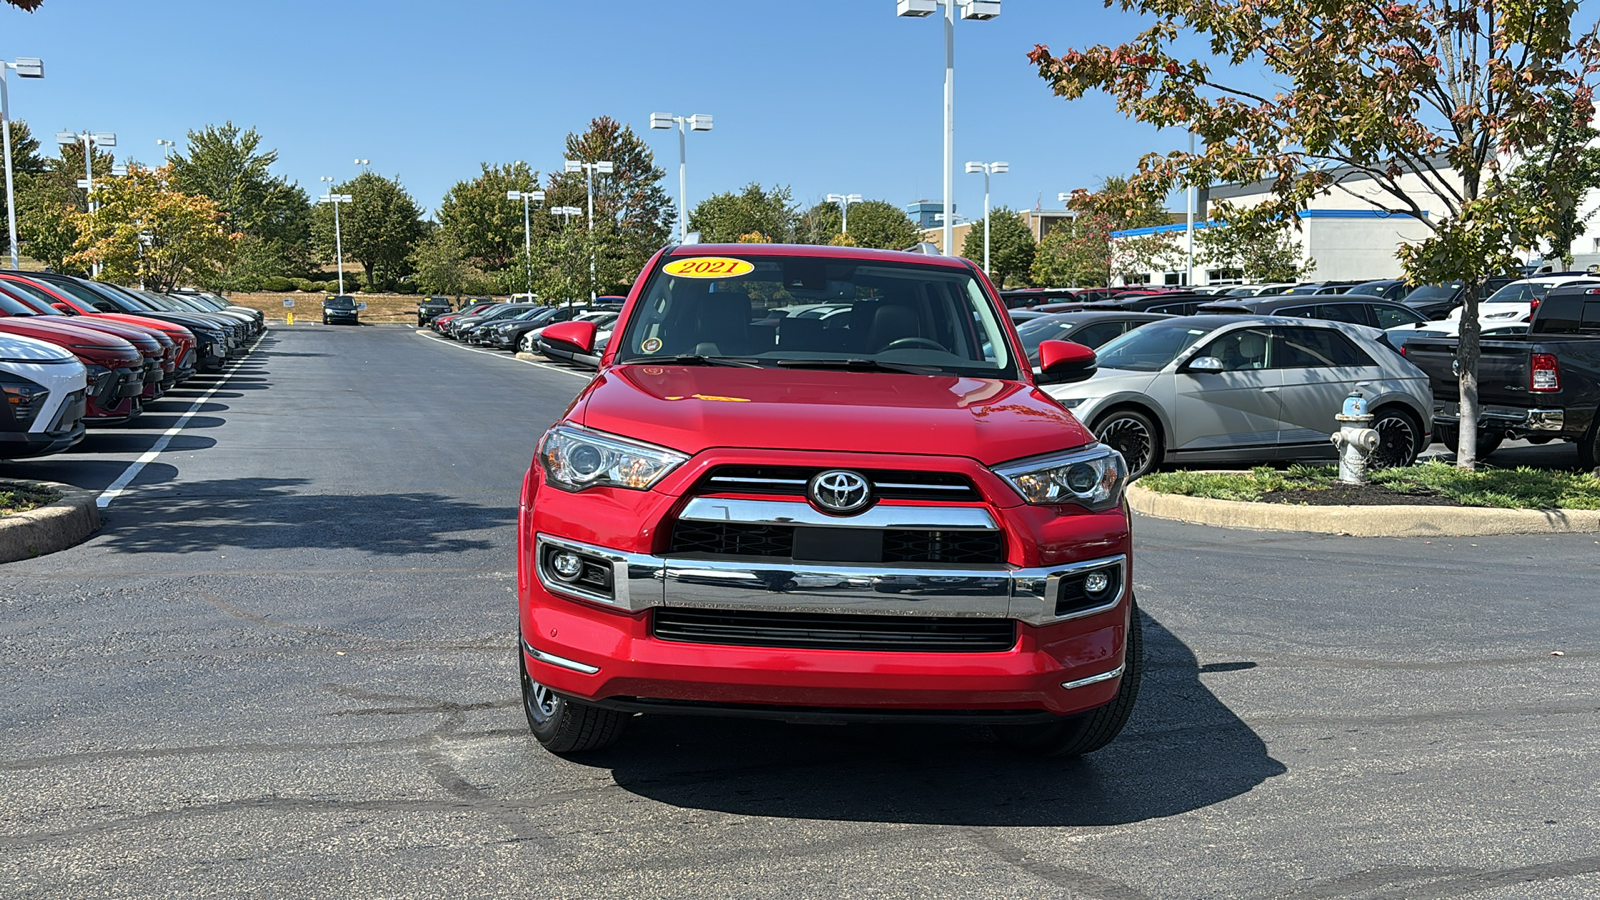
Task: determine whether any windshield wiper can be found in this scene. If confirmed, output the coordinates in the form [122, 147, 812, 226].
[773, 357, 941, 375]
[621, 354, 763, 368]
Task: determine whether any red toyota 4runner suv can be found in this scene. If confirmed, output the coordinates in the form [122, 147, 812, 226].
[519, 244, 1139, 756]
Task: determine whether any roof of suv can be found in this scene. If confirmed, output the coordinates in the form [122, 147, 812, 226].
[664, 242, 972, 270]
[1201, 295, 1406, 314]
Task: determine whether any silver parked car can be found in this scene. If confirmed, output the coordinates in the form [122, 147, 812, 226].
[1044, 315, 1433, 478]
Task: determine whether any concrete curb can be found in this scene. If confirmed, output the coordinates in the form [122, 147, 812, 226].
[1126, 483, 1600, 537]
[0, 481, 101, 563]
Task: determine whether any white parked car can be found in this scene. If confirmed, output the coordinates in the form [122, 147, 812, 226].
[1046, 315, 1433, 478]
[0, 333, 90, 459]
[1444, 274, 1600, 327]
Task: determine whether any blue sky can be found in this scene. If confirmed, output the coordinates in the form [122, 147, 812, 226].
[5, 1, 1593, 223]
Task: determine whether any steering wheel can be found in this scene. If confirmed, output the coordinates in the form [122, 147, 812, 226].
[882, 336, 948, 352]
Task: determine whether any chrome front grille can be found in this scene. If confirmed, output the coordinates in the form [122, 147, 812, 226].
[697, 466, 980, 502]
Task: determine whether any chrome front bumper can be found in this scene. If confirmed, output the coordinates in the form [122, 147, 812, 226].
[534, 532, 1126, 627]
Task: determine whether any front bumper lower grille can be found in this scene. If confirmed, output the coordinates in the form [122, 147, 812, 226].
[651, 607, 1017, 653]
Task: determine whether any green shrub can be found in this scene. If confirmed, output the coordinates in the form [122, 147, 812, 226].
[260, 276, 294, 292]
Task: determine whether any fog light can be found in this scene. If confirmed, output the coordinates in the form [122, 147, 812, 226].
[551, 551, 584, 581]
[1084, 571, 1110, 595]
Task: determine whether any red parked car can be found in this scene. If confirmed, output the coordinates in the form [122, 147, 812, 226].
[0, 273, 195, 388]
[518, 244, 1139, 756]
[0, 300, 144, 423]
[0, 279, 173, 400]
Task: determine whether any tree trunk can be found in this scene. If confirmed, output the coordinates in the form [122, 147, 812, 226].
[1455, 282, 1482, 470]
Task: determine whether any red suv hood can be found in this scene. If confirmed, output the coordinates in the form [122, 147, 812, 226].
[575, 365, 1092, 466]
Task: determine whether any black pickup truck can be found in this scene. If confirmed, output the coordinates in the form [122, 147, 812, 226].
[1404, 283, 1600, 464]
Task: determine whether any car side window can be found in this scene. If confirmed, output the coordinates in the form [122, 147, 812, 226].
[1372, 304, 1426, 329]
[1070, 322, 1125, 348]
[1279, 305, 1318, 318]
[1271, 326, 1374, 368]
[1313, 304, 1372, 326]
[1197, 327, 1272, 370]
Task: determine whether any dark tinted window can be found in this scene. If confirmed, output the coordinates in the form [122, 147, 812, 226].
[1273, 326, 1373, 368]
[1071, 322, 1128, 348]
[1277, 305, 1317, 318]
[1196, 327, 1273, 371]
[1314, 303, 1372, 326]
[1372, 304, 1426, 329]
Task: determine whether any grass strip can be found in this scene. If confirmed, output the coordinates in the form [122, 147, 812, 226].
[0, 482, 62, 517]
[1139, 461, 1600, 510]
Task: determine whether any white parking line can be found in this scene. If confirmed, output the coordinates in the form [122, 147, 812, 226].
[414, 329, 593, 379]
[96, 339, 261, 509]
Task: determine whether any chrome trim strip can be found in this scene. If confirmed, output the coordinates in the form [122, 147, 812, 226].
[520, 638, 601, 675]
[709, 476, 806, 485]
[1062, 663, 1124, 690]
[533, 533, 1123, 626]
[678, 497, 999, 531]
[874, 482, 971, 491]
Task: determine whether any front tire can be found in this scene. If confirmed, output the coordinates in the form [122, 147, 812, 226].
[994, 601, 1144, 757]
[1370, 407, 1423, 469]
[1093, 409, 1162, 479]
[518, 643, 628, 754]
[1439, 426, 1503, 460]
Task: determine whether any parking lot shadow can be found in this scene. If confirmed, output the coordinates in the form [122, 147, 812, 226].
[93, 476, 513, 556]
[595, 610, 1285, 826]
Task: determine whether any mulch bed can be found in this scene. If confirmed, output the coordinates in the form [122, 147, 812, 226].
[1257, 482, 1465, 506]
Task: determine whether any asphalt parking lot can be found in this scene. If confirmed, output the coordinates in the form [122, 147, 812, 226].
[1, 323, 1596, 899]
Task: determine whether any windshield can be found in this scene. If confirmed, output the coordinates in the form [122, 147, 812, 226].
[1013, 316, 1080, 360]
[325, 297, 356, 308]
[1404, 282, 1462, 303]
[0, 287, 38, 316]
[616, 254, 1016, 377]
[1094, 320, 1216, 372]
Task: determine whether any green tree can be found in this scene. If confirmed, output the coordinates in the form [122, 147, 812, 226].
[1031, 212, 1114, 287]
[0, 120, 44, 259]
[311, 171, 427, 291]
[1028, 1, 1600, 467]
[13, 134, 116, 271]
[1109, 231, 1181, 285]
[796, 199, 920, 250]
[437, 161, 540, 274]
[167, 122, 313, 283]
[689, 183, 798, 244]
[540, 117, 673, 294]
[960, 207, 1035, 287]
[1195, 208, 1316, 282]
[1509, 92, 1600, 267]
[66, 164, 240, 291]
[408, 227, 495, 297]
[535, 220, 599, 305]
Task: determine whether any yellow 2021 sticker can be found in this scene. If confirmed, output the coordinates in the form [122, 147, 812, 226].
[663, 257, 754, 279]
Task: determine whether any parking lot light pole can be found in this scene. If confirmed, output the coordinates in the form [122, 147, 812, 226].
[964, 161, 1007, 275]
[649, 112, 713, 243]
[318, 177, 352, 295]
[506, 188, 546, 297]
[825, 193, 862, 236]
[564, 159, 613, 300]
[57, 128, 116, 276]
[156, 138, 174, 161]
[897, 0, 1000, 255]
[1, 56, 43, 270]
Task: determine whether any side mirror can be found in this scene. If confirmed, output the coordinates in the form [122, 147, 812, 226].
[540, 319, 597, 355]
[1185, 356, 1225, 373]
[1036, 339, 1096, 384]
[52, 302, 76, 315]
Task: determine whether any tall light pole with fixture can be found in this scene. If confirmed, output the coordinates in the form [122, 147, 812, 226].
[648, 112, 712, 242]
[896, 0, 1000, 256]
[825, 193, 862, 236]
[550, 206, 584, 309]
[1, 56, 43, 270]
[354, 158, 369, 169]
[964, 160, 1007, 275]
[319, 176, 352, 295]
[564, 158, 613, 299]
[57, 129, 116, 276]
[506, 188, 545, 297]
[156, 138, 174, 161]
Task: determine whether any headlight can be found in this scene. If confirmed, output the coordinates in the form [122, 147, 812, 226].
[537, 424, 688, 492]
[993, 443, 1128, 511]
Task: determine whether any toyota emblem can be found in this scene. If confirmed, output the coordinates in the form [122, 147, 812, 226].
[807, 470, 872, 515]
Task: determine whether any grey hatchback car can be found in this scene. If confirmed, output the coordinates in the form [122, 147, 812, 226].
[1043, 315, 1432, 478]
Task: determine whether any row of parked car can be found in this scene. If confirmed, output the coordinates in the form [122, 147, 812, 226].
[417, 296, 625, 367]
[0, 273, 263, 460]
[992, 272, 1600, 476]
